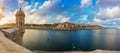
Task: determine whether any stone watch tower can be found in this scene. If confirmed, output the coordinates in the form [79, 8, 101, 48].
[15, 8, 25, 45]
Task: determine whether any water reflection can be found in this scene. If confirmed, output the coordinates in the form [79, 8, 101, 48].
[93, 29, 116, 50]
[23, 29, 120, 51]
[23, 30, 50, 50]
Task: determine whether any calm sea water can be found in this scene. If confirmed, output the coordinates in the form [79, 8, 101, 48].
[23, 29, 120, 51]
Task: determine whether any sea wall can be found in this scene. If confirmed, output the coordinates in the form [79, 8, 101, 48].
[0, 28, 24, 45]
[0, 30, 33, 53]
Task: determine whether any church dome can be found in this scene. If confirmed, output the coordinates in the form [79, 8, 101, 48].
[15, 8, 25, 17]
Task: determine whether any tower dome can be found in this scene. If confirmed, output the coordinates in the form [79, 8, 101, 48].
[15, 8, 25, 17]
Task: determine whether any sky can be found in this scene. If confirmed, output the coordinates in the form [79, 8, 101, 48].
[0, 0, 120, 27]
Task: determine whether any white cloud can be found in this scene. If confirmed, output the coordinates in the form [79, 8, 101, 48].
[57, 15, 70, 23]
[105, 7, 120, 18]
[81, 0, 92, 8]
[25, 16, 50, 24]
[17, 0, 24, 7]
[21, 0, 69, 24]
[97, 6, 120, 18]
[39, 0, 58, 10]
[0, 0, 3, 5]
[17, 0, 27, 7]
[96, 0, 120, 7]
[0, 7, 4, 20]
[24, 5, 31, 13]
[92, 16, 120, 26]
[0, 10, 16, 25]
[34, 2, 39, 8]
[38, 0, 60, 15]
[93, 17, 103, 23]
[0, 0, 70, 25]
[39, 0, 51, 9]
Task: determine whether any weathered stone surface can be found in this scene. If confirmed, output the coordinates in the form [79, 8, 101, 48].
[0, 28, 24, 45]
[0, 31, 33, 53]
[0, 28, 18, 40]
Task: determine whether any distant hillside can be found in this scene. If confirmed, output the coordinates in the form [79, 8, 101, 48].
[0, 23, 16, 28]
[0, 22, 103, 30]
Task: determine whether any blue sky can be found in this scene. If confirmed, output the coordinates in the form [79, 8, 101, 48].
[0, 0, 120, 27]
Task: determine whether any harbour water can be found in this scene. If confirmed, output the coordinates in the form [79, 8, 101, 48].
[23, 29, 120, 51]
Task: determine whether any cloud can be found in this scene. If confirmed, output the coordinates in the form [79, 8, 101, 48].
[11, 0, 120, 27]
[0, 10, 16, 25]
[91, 6, 120, 26]
[96, 0, 120, 7]
[25, 16, 50, 24]
[93, 17, 103, 23]
[91, 16, 120, 27]
[17, 0, 27, 7]
[56, 15, 70, 23]
[0, 0, 75, 25]
[0, 0, 60, 25]
[81, 0, 92, 8]
[0, 0, 3, 5]
[38, 0, 61, 15]
[20, 0, 69, 24]
[34, 2, 39, 8]
[0, 0, 119, 28]
[23, 5, 48, 24]
[0, 7, 4, 20]
[39, 0, 52, 10]
[97, 6, 120, 19]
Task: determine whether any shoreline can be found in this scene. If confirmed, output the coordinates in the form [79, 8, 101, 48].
[0, 22, 103, 30]
[25, 28, 103, 31]
[33, 50, 120, 53]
